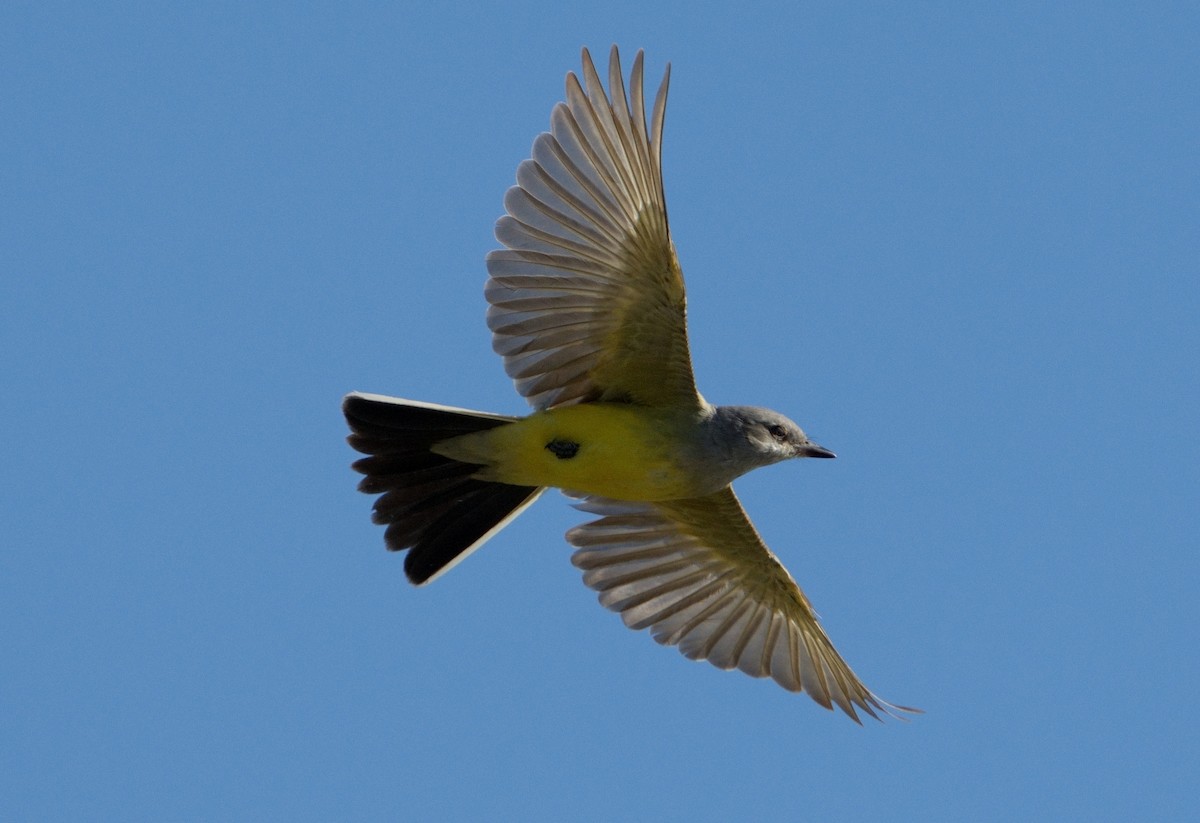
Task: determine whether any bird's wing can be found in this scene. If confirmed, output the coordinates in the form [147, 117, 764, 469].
[485, 46, 701, 411]
[567, 487, 917, 722]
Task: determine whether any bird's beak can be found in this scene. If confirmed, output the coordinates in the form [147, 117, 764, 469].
[797, 443, 836, 459]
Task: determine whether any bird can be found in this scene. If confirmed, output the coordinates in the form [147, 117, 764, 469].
[343, 45, 917, 722]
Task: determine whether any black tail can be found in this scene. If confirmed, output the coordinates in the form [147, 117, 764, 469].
[343, 392, 543, 584]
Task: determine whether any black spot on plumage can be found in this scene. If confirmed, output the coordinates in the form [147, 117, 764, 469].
[546, 438, 579, 459]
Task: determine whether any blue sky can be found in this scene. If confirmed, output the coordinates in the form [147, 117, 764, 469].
[3, 2, 1197, 820]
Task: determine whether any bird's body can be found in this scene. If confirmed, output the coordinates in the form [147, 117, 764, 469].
[430, 401, 829, 501]
[343, 46, 916, 721]
[433, 402, 705, 500]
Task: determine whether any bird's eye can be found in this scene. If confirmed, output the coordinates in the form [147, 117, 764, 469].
[767, 424, 788, 442]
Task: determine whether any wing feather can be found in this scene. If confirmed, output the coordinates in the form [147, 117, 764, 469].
[567, 488, 918, 722]
[486, 46, 700, 410]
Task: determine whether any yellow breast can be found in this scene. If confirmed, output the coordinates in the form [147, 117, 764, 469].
[432, 404, 700, 500]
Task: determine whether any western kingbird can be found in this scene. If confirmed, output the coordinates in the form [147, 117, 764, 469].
[344, 46, 916, 721]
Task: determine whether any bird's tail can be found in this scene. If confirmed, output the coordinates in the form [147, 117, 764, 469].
[343, 392, 543, 584]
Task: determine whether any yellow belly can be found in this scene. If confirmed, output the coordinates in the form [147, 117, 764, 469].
[431, 404, 699, 500]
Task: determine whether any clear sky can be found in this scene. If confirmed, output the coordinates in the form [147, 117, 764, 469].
[3, 2, 1196, 821]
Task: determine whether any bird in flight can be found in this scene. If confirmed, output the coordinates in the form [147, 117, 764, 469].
[344, 46, 916, 722]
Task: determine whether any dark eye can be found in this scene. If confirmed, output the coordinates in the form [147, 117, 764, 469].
[767, 424, 788, 442]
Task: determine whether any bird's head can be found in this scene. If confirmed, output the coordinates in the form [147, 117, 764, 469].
[710, 405, 836, 474]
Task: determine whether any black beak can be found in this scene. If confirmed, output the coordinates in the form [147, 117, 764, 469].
[798, 443, 836, 459]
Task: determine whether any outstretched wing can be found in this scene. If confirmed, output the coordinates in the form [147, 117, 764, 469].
[485, 46, 701, 411]
[567, 488, 917, 722]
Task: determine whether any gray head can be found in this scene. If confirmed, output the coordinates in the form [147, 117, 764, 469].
[705, 405, 835, 481]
